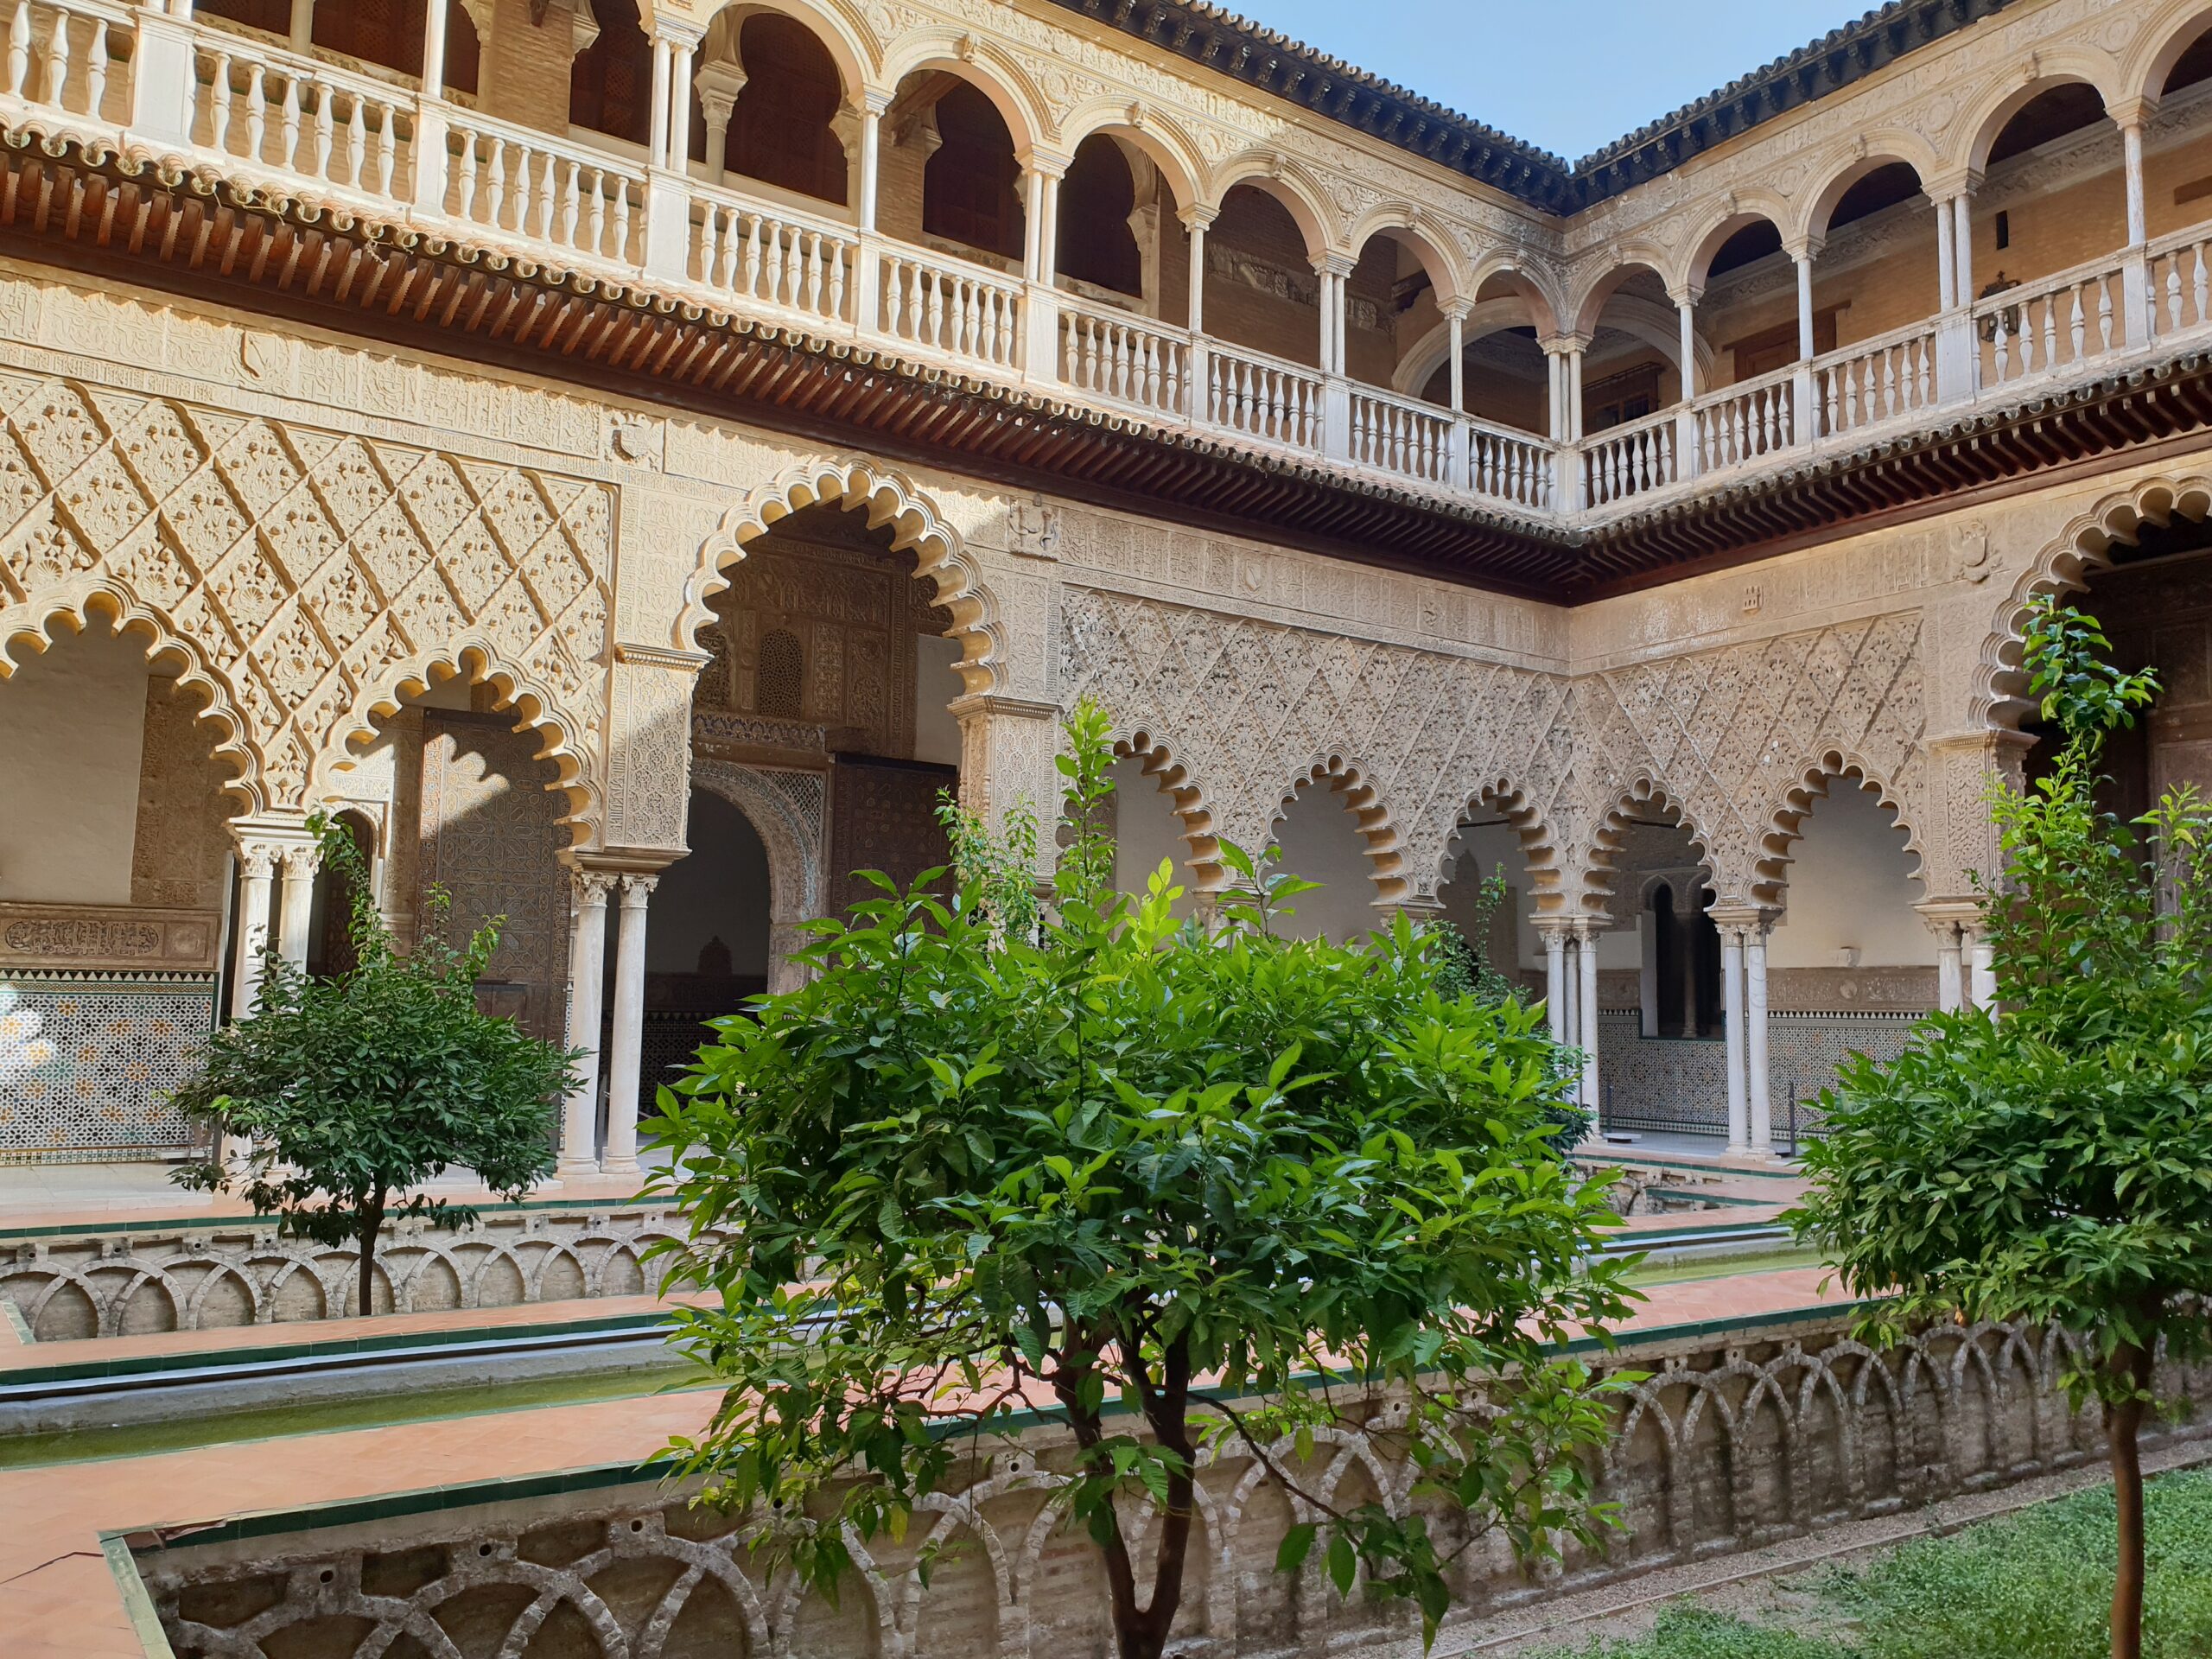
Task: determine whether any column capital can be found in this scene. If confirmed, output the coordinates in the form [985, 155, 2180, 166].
[695, 60, 747, 124]
[569, 868, 620, 906]
[1665, 281, 1704, 310]
[278, 842, 322, 878]
[649, 14, 708, 48]
[1707, 903, 1777, 937]
[1016, 144, 1072, 180]
[618, 872, 661, 905]
[1537, 331, 1593, 357]
[1921, 166, 1982, 205]
[1782, 232, 1825, 264]
[852, 85, 896, 116]
[1435, 293, 1475, 321]
[2107, 92, 2155, 131]
[1178, 201, 1218, 233]
[1531, 914, 1581, 941]
[1310, 250, 1357, 279]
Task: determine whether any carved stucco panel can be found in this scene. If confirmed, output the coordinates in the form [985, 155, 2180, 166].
[604, 658, 701, 853]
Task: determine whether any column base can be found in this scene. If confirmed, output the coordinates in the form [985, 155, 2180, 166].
[553, 1156, 605, 1179]
[599, 1157, 642, 1179]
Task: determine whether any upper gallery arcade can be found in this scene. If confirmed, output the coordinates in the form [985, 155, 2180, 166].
[8, 0, 2212, 1171]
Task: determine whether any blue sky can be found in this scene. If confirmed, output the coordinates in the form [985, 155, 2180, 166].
[1236, 1, 1866, 163]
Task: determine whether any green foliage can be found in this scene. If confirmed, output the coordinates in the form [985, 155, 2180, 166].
[646, 699, 1638, 1659]
[174, 814, 575, 1314]
[1791, 592, 2212, 1401]
[1428, 882, 1591, 1155]
[1534, 1470, 2212, 1659]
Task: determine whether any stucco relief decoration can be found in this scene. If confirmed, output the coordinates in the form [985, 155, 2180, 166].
[0, 376, 612, 829]
[607, 661, 700, 852]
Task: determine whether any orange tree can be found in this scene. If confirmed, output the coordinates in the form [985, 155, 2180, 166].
[1792, 594, 2212, 1659]
[646, 701, 1637, 1658]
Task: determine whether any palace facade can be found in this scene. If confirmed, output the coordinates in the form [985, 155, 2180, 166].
[4, 0, 2212, 1172]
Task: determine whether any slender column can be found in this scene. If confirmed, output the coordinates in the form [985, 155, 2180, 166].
[1022, 167, 1047, 283]
[1968, 931, 1998, 1012]
[857, 94, 886, 232]
[1446, 302, 1466, 411]
[1676, 297, 1697, 397]
[1935, 193, 1959, 310]
[1937, 923, 1964, 1013]
[1745, 918, 1772, 1156]
[1952, 190, 1975, 310]
[646, 34, 673, 171]
[277, 844, 319, 969]
[421, 0, 450, 101]
[601, 874, 658, 1177]
[1039, 173, 1061, 287]
[1567, 343, 1586, 441]
[1317, 264, 1340, 373]
[2123, 118, 2148, 247]
[1543, 925, 1567, 1041]
[1544, 346, 1563, 438]
[1560, 935, 1579, 1049]
[1184, 209, 1210, 334]
[1720, 923, 1749, 1154]
[559, 871, 614, 1175]
[669, 36, 698, 169]
[1678, 899, 1700, 1036]
[289, 0, 313, 53]
[696, 66, 745, 184]
[1794, 254, 1815, 359]
[231, 844, 277, 1019]
[1576, 920, 1601, 1112]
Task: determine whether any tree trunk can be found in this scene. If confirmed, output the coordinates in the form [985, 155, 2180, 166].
[2107, 1337, 2155, 1659]
[356, 1192, 385, 1319]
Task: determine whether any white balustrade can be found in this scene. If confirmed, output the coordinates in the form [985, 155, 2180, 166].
[1812, 321, 1936, 438]
[1205, 345, 1323, 450]
[0, 1, 127, 124]
[875, 249, 1022, 371]
[693, 189, 855, 325]
[1974, 257, 2123, 390]
[1349, 385, 1454, 486]
[446, 115, 640, 264]
[2149, 228, 2212, 341]
[1693, 365, 1796, 473]
[1059, 302, 1189, 419]
[1582, 407, 1678, 505]
[1467, 418, 1553, 511]
[188, 41, 411, 205]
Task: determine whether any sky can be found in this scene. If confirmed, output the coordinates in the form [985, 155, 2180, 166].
[1234, 0, 1869, 163]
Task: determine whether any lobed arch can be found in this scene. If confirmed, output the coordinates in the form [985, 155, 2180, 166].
[1973, 472, 2212, 731]
[696, 0, 877, 104]
[689, 758, 824, 993]
[1678, 195, 1794, 294]
[310, 642, 601, 841]
[1202, 155, 1339, 259]
[684, 455, 1005, 698]
[1753, 751, 1928, 910]
[1055, 100, 1205, 213]
[1267, 753, 1407, 906]
[1798, 142, 1935, 243]
[0, 584, 263, 812]
[1573, 776, 1719, 916]
[878, 32, 1052, 159]
[2124, 0, 2212, 108]
[1344, 207, 1470, 304]
[1112, 727, 1224, 893]
[1955, 60, 2127, 176]
[1428, 776, 1567, 914]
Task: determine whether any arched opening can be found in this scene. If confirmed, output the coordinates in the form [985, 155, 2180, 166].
[1796, 159, 1939, 431]
[1683, 215, 1826, 392]
[1433, 798, 1547, 1006]
[1417, 273, 1553, 435]
[640, 785, 772, 1101]
[1344, 227, 1452, 397]
[1576, 264, 1682, 432]
[1203, 183, 1323, 370]
[2150, 22, 2212, 240]
[1108, 748, 1203, 919]
[1057, 136, 1146, 301]
[1765, 777, 1931, 1137]
[0, 619, 237, 1164]
[304, 809, 378, 981]
[1267, 774, 1380, 943]
[1590, 804, 1723, 1139]
[571, 0, 657, 149]
[1972, 84, 2120, 313]
[880, 75, 1023, 265]
[711, 12, 849, 205]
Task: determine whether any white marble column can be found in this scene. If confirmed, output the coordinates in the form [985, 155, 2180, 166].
[231, 843, 277, 1019]
[601, 873, 658, 1178]
[559, 870, 614, 1176]
[1745, 918, 1773, 1157]
[1567, 341, 1586, 441]
[1794, 252, 1815, 361]
[276, 843, 320, 969]
[1968, 931, 1998, 1012]
[1575, 920, 1601, 1113]
[1542, 925, 1567, 1042]
[1720, 923, 1749, 1154]
[857, 92, 887, 232]
[1952, 189, 1975, 309]
[1926, 914, 1965, 1014]
[646, 31, 674, 170]
[421, 0, 450, 100]
[2123, 117, 2147, 248]
[1934, 192, 1958, 311]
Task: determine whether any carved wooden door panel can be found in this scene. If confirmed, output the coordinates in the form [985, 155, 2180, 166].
[825, 755, 957, 918]
[416, 712, 569, 1042]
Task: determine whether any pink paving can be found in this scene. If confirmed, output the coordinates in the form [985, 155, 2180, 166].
[0, 1265, 1860, 1659]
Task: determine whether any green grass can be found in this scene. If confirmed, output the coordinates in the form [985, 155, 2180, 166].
[1537, 1469, 2212, 1659]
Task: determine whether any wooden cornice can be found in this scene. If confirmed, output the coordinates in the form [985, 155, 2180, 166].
[3, 137, 2210, 606]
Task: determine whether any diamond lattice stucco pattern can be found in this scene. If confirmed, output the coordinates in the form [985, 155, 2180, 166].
[0, 377, 612, 823]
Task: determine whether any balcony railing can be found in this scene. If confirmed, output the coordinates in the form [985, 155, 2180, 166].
[15, 4, 2212, 534]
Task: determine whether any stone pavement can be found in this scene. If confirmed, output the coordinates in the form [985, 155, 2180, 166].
[0, 1264, 1858, 1659]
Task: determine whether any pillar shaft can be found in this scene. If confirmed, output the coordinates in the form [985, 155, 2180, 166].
[421, 0, 449, 101]
[1794, 255, 1815, 360]
[2124, 121, 2147, 246]
[1721, 925, 1749, 1154]
[1576, 924, 1601, 1112]
[560, 871, 614, 1174]
[602, 874, 658, 1177]
[1936, 195, 1958, 311]
[858, 102, 883, 232]
[276, 846, 319, 969]
[1969, 933, 1998, 1011]
[1543, 928, 1567, 1042]
[231, 849, 276, 1019]
[647, 35, 672, 170]
[1953, 191, 1975, 308]
[1676, 300, 1697, 399]
[1745, 923, 1772, 1156]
